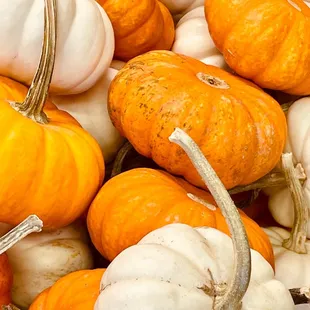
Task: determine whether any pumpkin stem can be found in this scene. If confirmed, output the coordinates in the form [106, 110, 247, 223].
[0, 215, 43, 255]
[169, 127, 251, 310]
[10, 0, 57, 124]
[282, 153, 308, 254]
[289, 287, 310, 305]
[229, 164, 306, 195]
[111, 141, 134, 177]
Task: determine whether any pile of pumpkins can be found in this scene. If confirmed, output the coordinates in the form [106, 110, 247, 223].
[0, 0, 310, 309]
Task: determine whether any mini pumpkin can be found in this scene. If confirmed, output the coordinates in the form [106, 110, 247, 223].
[0, 0, 114, 95]
[158, 0, 203, 21]
[52, 60, 126, 163]
[87, 170, 274, 267]
[172, 6, 227, 69]
[108, 50, 287, 189]
[0, 221, 94, 308]
[266, 97, 310, 235]
[29, 269, 105, 310]
[94, 128, 294, 310]
[205, 0, 310, 95]
[97, 0, 175, 61]
[0, 0, 104, 229]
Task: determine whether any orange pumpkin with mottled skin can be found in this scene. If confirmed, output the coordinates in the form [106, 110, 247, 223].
[0, 76, 104, 229]
[29, 269, 105, 310]
[87, 168, 275, 268]
[97, 0, 175, 61]
[0, 254, 13, 306]
[108, 50, 287, 190]
[205, 0, 310, 95]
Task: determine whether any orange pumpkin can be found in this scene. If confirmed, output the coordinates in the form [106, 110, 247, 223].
[97, 0, 175, 61]
[0, 0, 104, 229]
[205, 0, 310, 95]
[29, 269, 105, 310]
[108, 50, 287, 190]
[0, 254, 13, 306]
[87, 168, 275, 268]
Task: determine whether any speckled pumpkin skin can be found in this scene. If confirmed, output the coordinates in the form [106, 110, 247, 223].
[108, 50, 287, 190]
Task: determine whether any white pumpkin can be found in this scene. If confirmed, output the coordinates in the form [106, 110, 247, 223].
[0, 0, 114, 95]
[266, 97, 310, 237]
[52, 60, 125, 163]
[158, 0, 204, 22]
[172, 6, 227, 69]
[95, 223, 294, 310]
[95, 128, 294, 310]
[0, 221, 94, 309]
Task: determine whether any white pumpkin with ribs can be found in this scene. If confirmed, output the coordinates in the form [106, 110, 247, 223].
[95, 128, 294, 310]
[0, 0, 114, 94]
[172, 6, 227, 69]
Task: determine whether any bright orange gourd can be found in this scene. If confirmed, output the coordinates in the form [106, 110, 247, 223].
[97, 0, 175, 61]
[108, 50, 287, 190]
[0, 0, 104, 229]
[0, 254, 13, 306]
[205, 0, 310, 95]
[87, 168, 275, 268]
[29, 269, 105, 310]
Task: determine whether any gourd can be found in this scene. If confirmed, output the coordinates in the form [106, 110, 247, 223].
[0, 0, 114, 95]
[158, 0, 204, 22]
[87, 150, 274, 267]
[172, 6, 227, 69]
[0, 221, 94, 309]
[94, 128, 294, 310]
[52, 60, 126, 163]
[108, 50, 287, 190]
[29, 269, 105, 310]
[0, 0, 104, 229]
[205, 0, 310, 95]
[97, 0, 175, 61]
[266, 97, 310, 235]
[263, 153, 310, 289]
[0, 215, 43, 309]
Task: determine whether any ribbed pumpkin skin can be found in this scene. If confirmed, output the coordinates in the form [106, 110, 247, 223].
[0, 76, 104, 229]
[0, 254, 13, 305]
[29, 269, 105, 310]
[205, 0, 310, 95]
[108, 51, 287, 190]
[97, 0, 175, 61]
[87, 168, 274, 268]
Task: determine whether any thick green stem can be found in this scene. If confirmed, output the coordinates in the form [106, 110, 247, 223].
[282, 153, 308, 254]
[10, 0, 57, 124]
[169, 128, 251, 310]
[0, 215, 43, 255]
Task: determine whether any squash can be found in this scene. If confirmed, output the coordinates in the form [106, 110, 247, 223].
[29, 269, 105, 310]
[0, 215, 43, 309]
[205, 0, 310, 95]
[97, 0, 175, 61]
[266, 97, 310, 236]
[172, 6, 227, 69]
[0, 221, 94, 309]
[108, 50, 287, 189]
[94, 128, 294, 310]
[0, 0, 104, 229]
[158, 0, 204, 22]
[52, 60, 125, 163]
[263, 153, 310, 289]
[0, 0, 114, 95]
[87, 150, 274, 266]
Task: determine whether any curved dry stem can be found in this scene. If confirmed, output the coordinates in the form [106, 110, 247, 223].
[0, 215, 43, 255]
[169, 128, 251, 310]
[229, 164, 306, 195]
[10, 0, 57, 124]
[282, 153, 308, 253]
[187, 193, 216, 211]
[2, 305, 21, 310]
[111, 141, 134, 177]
